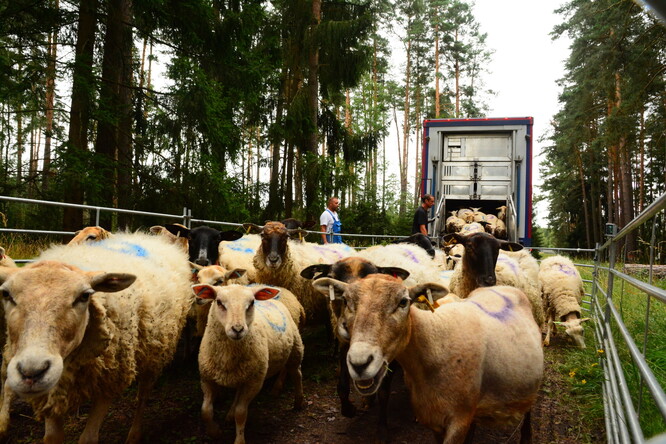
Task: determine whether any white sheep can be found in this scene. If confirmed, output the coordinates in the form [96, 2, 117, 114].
[445, 212, 466, 233]
[456, 208, 475, 223]
[0, 247, 16, 268]
[193, 283, 304, 444]
[539, 255, 589, 348]
[313, 276, 543, 443]
[470, 207, 487, 223]
[497, 205, 507, 221]
[219, 232, 263, 283]
[248, 221, 354, 319]
[492, 218, 508, 239]
[0, 234, 193, 443]
[445, 232, 545, 328]
[192, 265, 305, 331]
[459, 221, 486, 236]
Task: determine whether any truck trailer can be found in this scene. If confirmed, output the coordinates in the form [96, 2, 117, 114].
[421, 117, 534, 246]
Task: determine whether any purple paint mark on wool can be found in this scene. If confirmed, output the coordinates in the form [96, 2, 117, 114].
[314, 246, 344, 259]
[470, 289, 514, 322]
[398, 246, 421, 264]
[497, 256, 519, 275]
[557, 264, 576, 276]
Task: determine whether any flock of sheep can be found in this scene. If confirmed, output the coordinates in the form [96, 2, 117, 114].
[444, 206, 508, 239]
[0, 215, 589, 444]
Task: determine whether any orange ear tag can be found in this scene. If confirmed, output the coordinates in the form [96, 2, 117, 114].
[416, 295, 435, 312]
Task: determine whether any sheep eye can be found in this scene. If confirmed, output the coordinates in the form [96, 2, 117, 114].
[2, 290, 14, 304]
[75, 290, 94, 305]
[216, 300, 225, 310]
[247, 300, 255, 311]
[214, 279, 224, 286]
[398, 297, 409, 309]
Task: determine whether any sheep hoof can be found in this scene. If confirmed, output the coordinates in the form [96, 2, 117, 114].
[341, 402, 357, 418]
[206, 422, 222, 439]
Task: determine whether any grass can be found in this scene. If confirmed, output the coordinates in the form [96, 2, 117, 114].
[565, 258, 666, 440]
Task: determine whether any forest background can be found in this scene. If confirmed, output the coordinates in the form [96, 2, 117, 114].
[0, 0, 664, 257]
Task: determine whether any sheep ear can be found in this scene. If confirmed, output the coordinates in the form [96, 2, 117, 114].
[0, 266, 19, 285]
[408, 283, 449, 302]
[300, 264, 332, 279]
[220, 230, 243, 241]
[165, 224, 191, 239]
[253, 286, 280, 301]
[192, 284, 216, 300]
[312, 278, 347, 300]
[377, 267, 410, 280]
[149, 225, 166, 235]
[89, 273, 136, 293]
[243, 223, 263, 234]
[499, 241, 523, 252]
[226, 269, 246, 280]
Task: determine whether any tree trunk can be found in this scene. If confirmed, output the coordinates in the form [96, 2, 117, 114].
[16, 101, 23, 184]
[304, 0, 321, 214]
[64, 0, 97, 232]
[117, 0, 134, 228]
[43, 0, 58, 194]
[574, 145, 591, 248]
[455, 30, 460, 117]
[400, 37, 411, 216]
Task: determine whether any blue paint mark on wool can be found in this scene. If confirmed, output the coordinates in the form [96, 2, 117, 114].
[255, 300, 287, 333]
[227, 244, 255, 254]
[96, 240, 149, 258]
[470, 289, 514, 322]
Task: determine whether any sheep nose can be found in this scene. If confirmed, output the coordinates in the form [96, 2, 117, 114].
[483, 275, 496, 286]
[232, 325, 245, 335]
[267, 254, 280, 264]
[17, 360, 51, 384]
[195, 257, 210, 266]
[349, 354, 374, 376]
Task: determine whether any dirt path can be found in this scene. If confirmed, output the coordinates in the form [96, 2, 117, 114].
[4, 329, 604, 444]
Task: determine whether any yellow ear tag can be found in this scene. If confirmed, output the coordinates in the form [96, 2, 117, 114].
[417, 295, 436, 312]
[245, 226, 251, 235]
[329, 284, 336, 301]
[299, 231, 303, 242]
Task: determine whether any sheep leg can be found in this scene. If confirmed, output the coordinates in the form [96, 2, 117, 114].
[376, 360, 398, 443]
[201, 379, 222, 438]
[543, 313, 554, 347]
[519, 410, 532, 444]
[338, 342, 356, 417]
[270, 368, 288, 396]
[226, 389, 241, 422]
[44, 415, 65, 444]
[232, 382, 262, 444]
[441, 418, 472, 444]
[125, 376, 157, 444]
[78, 395, 112, 444]
[0, 380, 12, 438]
[287, 362, 304, 410]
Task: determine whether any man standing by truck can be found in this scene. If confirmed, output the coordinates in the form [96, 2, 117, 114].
[412, 194, 435, 235]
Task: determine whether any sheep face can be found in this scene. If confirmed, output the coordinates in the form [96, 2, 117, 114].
[301, 257, 410, 282]
[312, 275, 447, 396]
[443, 232, 522, 287]
[68, 226, 110, 245]
[556, 317, 590, 349]
[0, 262, 135, 398]
[165, 225, 242, 266]
[259, 222, 292, 269]
[193, 284, 280, 341]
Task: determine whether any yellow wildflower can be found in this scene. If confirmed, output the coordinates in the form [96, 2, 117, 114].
[591, 363, 598, 367]
[569, 370, 576, 378]
[597, 349, 604, 354]
[582, 380, 587, 384]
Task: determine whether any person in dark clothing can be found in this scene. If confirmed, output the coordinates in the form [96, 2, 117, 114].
[412, 194, 435, 235]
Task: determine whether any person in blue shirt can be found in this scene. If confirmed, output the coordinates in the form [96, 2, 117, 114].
[320, 197, 342, 243]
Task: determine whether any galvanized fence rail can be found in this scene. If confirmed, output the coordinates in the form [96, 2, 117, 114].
[2, 193, 666, 443]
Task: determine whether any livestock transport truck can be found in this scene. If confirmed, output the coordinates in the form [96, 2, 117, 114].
[421, 117, 534, 246]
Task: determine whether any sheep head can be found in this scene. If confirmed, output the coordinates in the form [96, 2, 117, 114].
[301, 256, 410, 282]
[192, 284, 280, 340]
[442, 232, 522, 288]
[312, 275, 447, 395]
[165, 225, 242, 266]
[0, 261, 135, 398]
[68, 226, 110, 245]
[555, 315, 590, 349]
